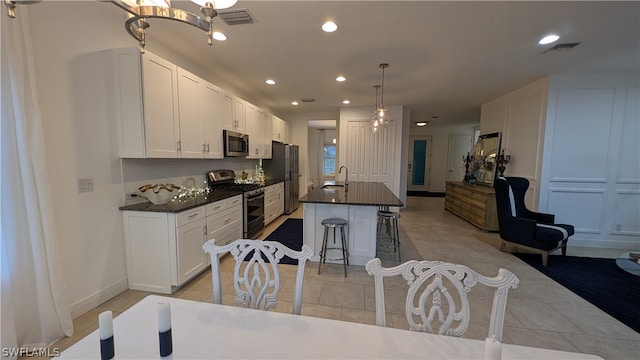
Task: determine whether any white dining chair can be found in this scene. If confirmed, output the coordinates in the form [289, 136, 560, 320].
[203, 239, 313, 315]
[365, 258, 519, 341]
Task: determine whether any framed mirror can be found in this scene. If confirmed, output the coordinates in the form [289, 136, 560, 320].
[471, 132, 502, 186]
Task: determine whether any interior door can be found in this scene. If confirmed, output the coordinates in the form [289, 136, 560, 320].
[407, 136, 431, 190]
[447, 134, 473, 182]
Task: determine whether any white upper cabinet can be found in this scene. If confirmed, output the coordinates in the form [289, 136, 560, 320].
[261, 110, 273, 159]
[177, 68, 223, 159]
[141, 51, 181, 158]
[221, 91, 246, 134]
[245, 102, 262, 158]
[272, 115, 289, 143]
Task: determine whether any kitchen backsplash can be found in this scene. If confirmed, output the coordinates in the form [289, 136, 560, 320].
[121, 158, 260, 204]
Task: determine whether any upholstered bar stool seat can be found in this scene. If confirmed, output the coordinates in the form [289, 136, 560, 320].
[377, 210, 401, 262]
[318, 218, 349, 277]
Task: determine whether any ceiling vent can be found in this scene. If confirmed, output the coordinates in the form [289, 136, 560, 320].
[543, 42, 581, 54]
[217, 8, 255, 25]
[300, 98, 316, 103]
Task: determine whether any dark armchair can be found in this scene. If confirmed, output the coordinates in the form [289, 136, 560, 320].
[494, 177, 574, 266]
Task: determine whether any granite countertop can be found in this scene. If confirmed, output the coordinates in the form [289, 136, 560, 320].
[263, 179, 284, 187]
[299, 181, 403, 207]
[119, 190, 242, 213]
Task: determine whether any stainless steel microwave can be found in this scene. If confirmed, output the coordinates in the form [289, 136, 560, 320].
[223, 130, 249, 157]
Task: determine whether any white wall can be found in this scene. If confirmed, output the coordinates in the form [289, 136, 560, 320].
[482, 72, 639, 250]
[481, 77, 550, 209]
[541, 72, 639, 249]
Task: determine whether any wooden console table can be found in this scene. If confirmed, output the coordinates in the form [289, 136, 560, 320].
[445, 181, 499, 231]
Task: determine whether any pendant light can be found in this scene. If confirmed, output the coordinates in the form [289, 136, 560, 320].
[370, 85, 382, 133]
[369, 63, 391, 133]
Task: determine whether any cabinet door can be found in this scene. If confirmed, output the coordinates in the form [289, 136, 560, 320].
[221, 91, 235, 131]
[233, 97, 246, 133]
[176, 218, 207, 285]
[201, 81, 223, 158]
[177, 68, 204, 158]
[262, 111, 273, 158]
[141, 52, 180, 158]
[245, 102, 261, 158]
[272, 116, 283, 142]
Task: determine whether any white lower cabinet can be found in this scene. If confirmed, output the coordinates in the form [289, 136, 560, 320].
[122, 195, 242, 294]
[264, 182, 284, 225]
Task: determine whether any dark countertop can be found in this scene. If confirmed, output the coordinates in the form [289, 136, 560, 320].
[119, 190, 242, 213]
[299, 181, 403, 207]
[263, 179, 284, 187]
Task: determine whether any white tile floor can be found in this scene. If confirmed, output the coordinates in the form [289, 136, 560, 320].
[47, 197, 639, 360]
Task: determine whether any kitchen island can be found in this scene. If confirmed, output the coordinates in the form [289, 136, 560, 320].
[299, 181, 403, 266]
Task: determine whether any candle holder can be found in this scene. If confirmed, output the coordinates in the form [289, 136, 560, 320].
[462, 153, 471, 183]
[497, 149, 511, 177]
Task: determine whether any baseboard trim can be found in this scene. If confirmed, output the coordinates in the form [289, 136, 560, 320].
[569, 238, 640, 250]
[70, 278, 129, 318]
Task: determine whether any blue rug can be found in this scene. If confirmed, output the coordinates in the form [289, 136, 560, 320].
[514, 253, 640, 333]
[263, 218, 303, 265]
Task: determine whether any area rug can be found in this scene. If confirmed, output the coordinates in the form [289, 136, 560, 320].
[514, 253, 640, 332]
[262, 218, 303, 265]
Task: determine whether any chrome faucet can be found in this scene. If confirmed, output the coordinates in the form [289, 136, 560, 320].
[339, 166, 349, 191]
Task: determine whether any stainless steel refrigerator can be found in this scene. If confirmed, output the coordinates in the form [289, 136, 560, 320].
[263, 142, 299, 214]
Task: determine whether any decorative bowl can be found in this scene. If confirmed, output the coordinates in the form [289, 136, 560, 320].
[138, 184, 180, 205]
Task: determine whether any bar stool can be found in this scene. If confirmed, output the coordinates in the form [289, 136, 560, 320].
[377, 210, 401, 262]
[318, 218, 349, 277]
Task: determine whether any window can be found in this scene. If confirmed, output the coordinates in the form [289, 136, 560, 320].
[323, 145, 336, 176]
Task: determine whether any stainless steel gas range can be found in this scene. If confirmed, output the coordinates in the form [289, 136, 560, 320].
[207, 169, 265, 239]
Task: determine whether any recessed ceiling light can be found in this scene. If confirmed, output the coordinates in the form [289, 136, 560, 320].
[291, 101, 299, 106]
[191, 0, 237, 9]
[415, 121, 428, 127]
[336, 75, 346, 82]
[539, 34, 560, 45]
[265, 79, 276, 85]
[322, 21, 337, 33]
[342, 100, 350, 104]
[211, 32, 227, 41]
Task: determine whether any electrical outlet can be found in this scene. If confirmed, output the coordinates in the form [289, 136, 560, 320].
[615, 224, 622, 231]
[77, 178, 94, 193]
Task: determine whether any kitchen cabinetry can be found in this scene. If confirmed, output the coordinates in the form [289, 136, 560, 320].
[245, 102, 262, 158]
[264, 182, 284, 225]
[110, 48, 181, 158]
[206, 195, 242, 247]
[261, 110, 273, 158]
[444, 181, 498, 231]
[272, 116, 289, 143]
[177, 68, 223, 159]
[221, 91, 246, 133]
[121, 194, 242, 294]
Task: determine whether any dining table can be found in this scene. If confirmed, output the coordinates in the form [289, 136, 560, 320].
[59, 295, 603, 359]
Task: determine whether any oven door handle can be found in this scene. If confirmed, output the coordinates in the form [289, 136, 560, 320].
[247, 193, 265, 201]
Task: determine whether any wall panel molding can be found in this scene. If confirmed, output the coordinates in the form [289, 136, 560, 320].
[547, 188, 606, 234]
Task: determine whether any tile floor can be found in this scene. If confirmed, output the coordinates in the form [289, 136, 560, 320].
[49, 197, 638, 359]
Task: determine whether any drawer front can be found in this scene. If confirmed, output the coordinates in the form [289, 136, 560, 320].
[206, 200, 226, 216]
[207, 207, 242, 237]
[225, 195, 243, 209]
[210, 223, 243, 246]
[177, 206, 205, 227]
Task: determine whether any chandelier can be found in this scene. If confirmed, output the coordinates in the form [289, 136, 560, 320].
[369, 63, 391, 132]
[109, 0, 238, 49]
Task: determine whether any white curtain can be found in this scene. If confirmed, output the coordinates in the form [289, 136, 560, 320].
[1, 8, 73, 353]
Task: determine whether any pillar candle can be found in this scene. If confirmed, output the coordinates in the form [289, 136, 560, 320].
[98, 311, 114, 360]
[158, 302, 173, 357]
[483, 336, 502, 360]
